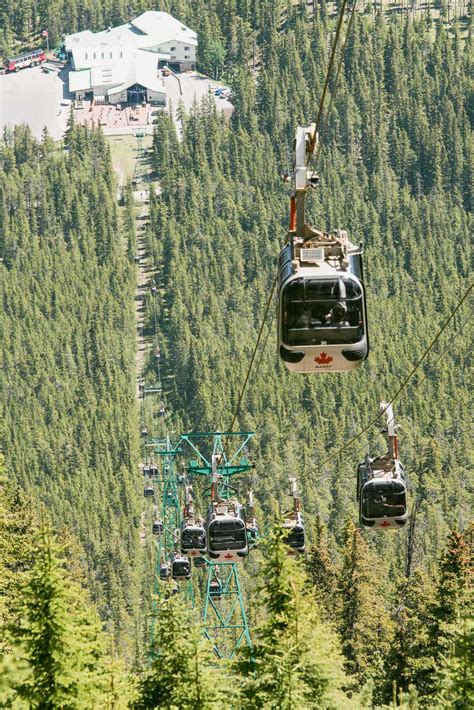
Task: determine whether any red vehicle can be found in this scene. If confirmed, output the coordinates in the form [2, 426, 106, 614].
[4, 49, 46, 72]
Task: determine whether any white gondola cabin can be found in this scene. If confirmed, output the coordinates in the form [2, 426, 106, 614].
[159, 563, 171, 580]
[278, 234, 368, 373]
[209, 579, 222, 598]
[143, 485, 155, 498]
[282, 511, 306, 553]
[152, 520, 163, 535]
[180, 519, 207, 557]
[171, 555, 191, 580]
[357, 402, 409, 530]
[207, 500, 249, 562]
[357, 457, 408, 530]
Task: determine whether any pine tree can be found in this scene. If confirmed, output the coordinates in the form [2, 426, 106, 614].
[0, 456, 39, 654]
[305, 515, 339, 622]
[434, 613, 474, 709]
[131, 594, 226, 709]
[382, 570, 437, 702]
[429, 528, 472, 702]
[235, 521, 355, 709]
[3, 522, 112, 708]
[338, 520, 394, 691]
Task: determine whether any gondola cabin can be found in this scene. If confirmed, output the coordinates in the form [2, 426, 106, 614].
[143, 485, 155, 498]
[357, 457, 408, 530]
[171, 555, 191, 580]
[282, 511, 305, 553]
[152, 520, 163, 535]
[180, 519, 207, 557]
[207, 500, 249, 562]
[209, 580, 222, 598]
[246, 518, 259, 544]
[278, 231, 368, 373]
[159, 563, 171, 580]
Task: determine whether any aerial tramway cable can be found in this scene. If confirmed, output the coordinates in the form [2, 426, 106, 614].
[310, 0, 359, 173]
[228, 279, 277, 434]
[227, 0, 357, 433]
[307, 0, 353, 164]
[307, 284, 473, 473]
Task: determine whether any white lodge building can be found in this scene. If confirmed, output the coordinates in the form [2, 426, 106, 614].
[65, 11, 197, 104]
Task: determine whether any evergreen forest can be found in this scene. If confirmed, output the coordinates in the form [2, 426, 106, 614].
[0, 1, 472, 707]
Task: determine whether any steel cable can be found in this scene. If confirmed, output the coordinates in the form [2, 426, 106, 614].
[227, 0, 357, 436]
[307, 284, 473, 473]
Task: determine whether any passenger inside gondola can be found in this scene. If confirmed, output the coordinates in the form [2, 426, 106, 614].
[284, 525, 305, 549]
[326, 303, 349, 327]
[209, 520, 247, 550]
[362, 482, 407, 519]
[283, 276, 363, 346]
[182, 528, 206, 549]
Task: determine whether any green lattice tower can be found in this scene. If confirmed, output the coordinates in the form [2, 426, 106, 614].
[181, 431, 254, 659]
[145, 436, 193, 649]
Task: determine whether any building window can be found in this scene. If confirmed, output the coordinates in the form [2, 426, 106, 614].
[93, 52, 96, 59]
[184, 46, 190, 50]
[109, 52, 112, 58]
[185, 55, 190, 59]
[101, 52, 104, 59]
[85, 52, 88, 59]
[170, 46, 176, 51]
[120, 51, 123, 58]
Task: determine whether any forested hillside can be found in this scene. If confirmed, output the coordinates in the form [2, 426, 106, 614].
[143, 5, 472, 703]
[0, 0, 472, 706]
[149, 8, 471, 553]
[0, 124, 141, 655]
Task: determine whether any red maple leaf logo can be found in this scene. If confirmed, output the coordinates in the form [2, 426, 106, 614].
[224, 553, 233, 559]
[314, 352, 333, 365]
[380, 520, 391, 528]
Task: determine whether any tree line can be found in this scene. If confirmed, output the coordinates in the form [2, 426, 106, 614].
[1, 456, 471, 707]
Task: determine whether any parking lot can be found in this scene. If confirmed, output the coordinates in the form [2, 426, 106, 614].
[0, 64, 72, 140]
[165, 71, 233, 122]
[0, 65, 232, 141]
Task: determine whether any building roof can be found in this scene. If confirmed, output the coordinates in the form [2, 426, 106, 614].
[66, 11, 195, 96]
[69, 49, 167, 96]
[65, 11, 197, 57]
[107, 50, 164, 95]
[130, 11, 197, 46]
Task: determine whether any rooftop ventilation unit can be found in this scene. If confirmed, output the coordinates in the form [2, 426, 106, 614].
[300, 247, 325, 263]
